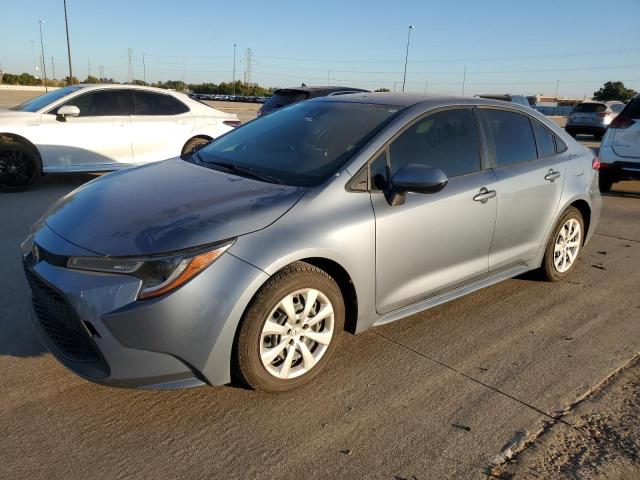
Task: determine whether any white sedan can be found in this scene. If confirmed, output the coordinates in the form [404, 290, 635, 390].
[0, 84, 240, 191]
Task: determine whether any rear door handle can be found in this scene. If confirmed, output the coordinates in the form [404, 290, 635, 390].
[545, 169, 561, 182]
[473, 187, 497, 203]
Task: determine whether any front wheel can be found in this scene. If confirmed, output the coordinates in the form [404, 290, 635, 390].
[0, 143, 42, 192]
[540, 207, 584, 281]
[233, 262, 344, 392]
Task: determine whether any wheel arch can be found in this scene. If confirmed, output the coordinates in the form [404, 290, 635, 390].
[569, 199, 592, 243]
[181, 134, 212, 155]
[0, 132, 42, 161]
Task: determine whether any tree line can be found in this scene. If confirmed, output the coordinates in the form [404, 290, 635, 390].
[0, 72, 274, 96]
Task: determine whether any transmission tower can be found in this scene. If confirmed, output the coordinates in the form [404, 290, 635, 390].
[126, 48, 134, 83]
[244, 48, 254, 85]
[51, 56, 55, 80]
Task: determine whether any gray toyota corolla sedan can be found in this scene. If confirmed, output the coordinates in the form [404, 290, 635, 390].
[21, 93, 601, 392]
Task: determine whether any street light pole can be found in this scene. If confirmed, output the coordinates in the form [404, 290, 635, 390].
[63, 0, 73, 84]
[402, 25, 414, 92]
[38, 20, 48, 92]
[232, 43, 237, 96]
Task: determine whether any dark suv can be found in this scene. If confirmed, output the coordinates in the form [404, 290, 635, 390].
[258, 86, 368, 116]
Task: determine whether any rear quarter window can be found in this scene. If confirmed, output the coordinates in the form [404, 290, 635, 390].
[622, 98, 640, 119]
[264, 91, 309, 109]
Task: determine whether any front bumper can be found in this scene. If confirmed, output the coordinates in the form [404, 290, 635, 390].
[22, 224, 268, 389]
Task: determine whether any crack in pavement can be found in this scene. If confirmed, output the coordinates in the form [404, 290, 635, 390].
[594, 232, 640, 243]
[371, 330, 640, 475]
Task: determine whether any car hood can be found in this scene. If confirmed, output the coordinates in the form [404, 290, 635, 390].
[44, 158, 305, 256]
[0, 110, 38, 120]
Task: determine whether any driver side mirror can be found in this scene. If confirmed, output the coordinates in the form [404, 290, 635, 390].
[56, 105, 80, 121]
[384, 164, 448, 206]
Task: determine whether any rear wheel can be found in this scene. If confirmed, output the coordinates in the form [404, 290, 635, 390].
[540, 207, 584, 281]
[0, 143, 42, 192]
[233, 262, 344, 392]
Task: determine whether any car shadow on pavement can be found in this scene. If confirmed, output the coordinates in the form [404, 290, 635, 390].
[603, 188, 640, 199]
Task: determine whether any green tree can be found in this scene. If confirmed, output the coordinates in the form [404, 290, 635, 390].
[84, 75, 100, 84]
[593, 81, 637, 102]
[64, 75, 79, 85]
[374, 88, 391, 92]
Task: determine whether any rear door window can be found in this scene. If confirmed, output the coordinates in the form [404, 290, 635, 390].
[530, 119, 556, 158]
[610, 103, 624, 113]
[389, 108, 481, 178]
[480, 109, 537, 167]
[133, 92, 189, 115]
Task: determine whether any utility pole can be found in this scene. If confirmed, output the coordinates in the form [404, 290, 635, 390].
[51, 56, 55, 80]
[402, 25, 414, 92]
[38, 20, 48, 92]
[327, 70, 330, 86]
[232, 43, 237, 96]
[462, 66, 467, 95]
[87, 57, 91, 78]
[127, 48, 134, 83]
[393, 82, 397, 92]
[63, 0, 73, 83]
[142, 53, 146, 84]
[424, 79, 428, 93]
[182, 58, 186, 86]
[99, 65, 104, 82]
[555, 79, 560, 100]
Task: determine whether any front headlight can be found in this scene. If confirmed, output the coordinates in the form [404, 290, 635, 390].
[67, 241, 233, 300]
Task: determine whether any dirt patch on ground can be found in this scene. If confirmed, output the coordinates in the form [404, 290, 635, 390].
[493, 356, 640, 479]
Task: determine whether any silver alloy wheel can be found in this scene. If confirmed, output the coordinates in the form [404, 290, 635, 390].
[553, 218, 582, 273]
[259, 288, 335, 379]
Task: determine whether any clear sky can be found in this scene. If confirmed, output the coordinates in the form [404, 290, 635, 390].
[1, 0, 639, 97]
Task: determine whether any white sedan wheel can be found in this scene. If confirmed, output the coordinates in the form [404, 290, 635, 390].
[553, 218, 581, 273]
[260, 288, 335, 379]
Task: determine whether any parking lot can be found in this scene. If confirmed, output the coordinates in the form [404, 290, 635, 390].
[1, 93, 639, 479]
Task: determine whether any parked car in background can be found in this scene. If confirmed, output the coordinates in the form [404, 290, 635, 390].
[476, 94, 532, 108]
[598, 94, 640, 191]
[22, 93, 600, 393]
[565, 101, 625, 139]
[257, 85, 369, 116]
[0, 84, 241, 191]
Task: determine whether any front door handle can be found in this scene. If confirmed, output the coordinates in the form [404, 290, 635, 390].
[473, 187, 496, 203]
[545, 169, 561, 182]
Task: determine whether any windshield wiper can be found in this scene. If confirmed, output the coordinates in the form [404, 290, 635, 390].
[202, 159, 285, 185]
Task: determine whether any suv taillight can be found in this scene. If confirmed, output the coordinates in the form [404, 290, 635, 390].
[597, 112, 608, 117]
[592, 157, 601, 170]
[610, 115, 635, 129]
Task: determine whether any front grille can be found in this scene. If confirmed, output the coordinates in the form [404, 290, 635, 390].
[23, 261, 99, 363]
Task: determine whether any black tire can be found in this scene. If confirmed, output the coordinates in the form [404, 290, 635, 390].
[0, 143, 42, 192]
[540, 207, 584, 282]
[599, 176, 613, 193]
[181, 137, 210, 156]
[233, 261, 345, 393]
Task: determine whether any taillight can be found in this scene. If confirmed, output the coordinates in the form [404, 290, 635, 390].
[592, 157, 600, 170]
[223, 120, 242, 128]
[610, 115, 635, 129]
[597, 112, 608, 117]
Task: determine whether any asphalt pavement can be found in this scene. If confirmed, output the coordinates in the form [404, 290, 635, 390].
[1, 159, 639, 479]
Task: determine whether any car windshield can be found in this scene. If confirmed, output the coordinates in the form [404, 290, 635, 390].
[574, 103, 606, 113]
[263, 91, 309, 110]
[10, 86, 83, 112]
[192, 100, 401, 187]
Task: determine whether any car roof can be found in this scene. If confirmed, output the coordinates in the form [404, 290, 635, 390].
[70, 83, 187, 96]
[311, 92, 523, 109]
[274, 86, 369, 94]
